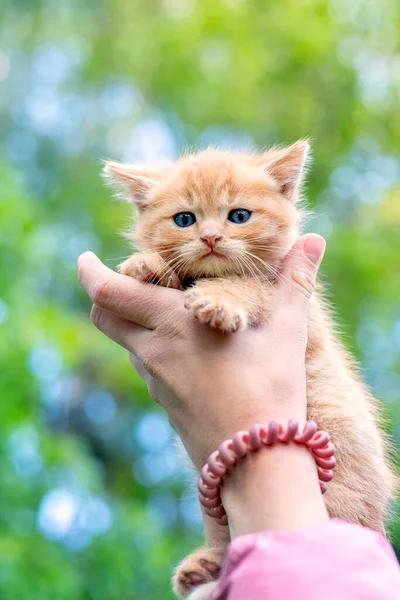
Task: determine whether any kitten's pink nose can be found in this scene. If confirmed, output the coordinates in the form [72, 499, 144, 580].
[201, 235, 222, 250]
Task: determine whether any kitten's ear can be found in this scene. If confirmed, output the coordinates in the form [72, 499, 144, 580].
[102, 161, 160, 210]
[261, 140, 310, 202]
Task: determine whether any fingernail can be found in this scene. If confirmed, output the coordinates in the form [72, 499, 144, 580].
[77, 251, 95, 264]
[303, 235, 326, 266]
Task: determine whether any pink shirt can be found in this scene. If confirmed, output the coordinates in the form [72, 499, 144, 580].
[213, 520, 400, 600]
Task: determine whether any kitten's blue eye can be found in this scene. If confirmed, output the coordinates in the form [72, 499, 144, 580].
[173, 212, 196, 227]
[228, 209, 251, 224]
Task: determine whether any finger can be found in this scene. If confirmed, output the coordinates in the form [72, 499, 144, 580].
[90, 304, 149, 354]
[279, 234, 325, 310]
[270, 234, 326, 343]
[78, 251, 181, 329]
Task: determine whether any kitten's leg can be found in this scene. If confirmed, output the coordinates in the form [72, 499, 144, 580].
[118, 252, 181, 289]
[184, 277, 274, 333]
[173, 513, 230, 599]
[173, 547, 225, 599]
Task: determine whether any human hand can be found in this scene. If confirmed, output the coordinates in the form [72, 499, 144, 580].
[78, 234, 325, 471]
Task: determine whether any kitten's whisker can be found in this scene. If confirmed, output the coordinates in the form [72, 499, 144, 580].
[240, 259, 256, 279]
[242, 251, 273, 277]
[244, 243, 290, 254]
[238, 254, 260, 280]
[242, 251, 288, 287]
[232, 255, 247, 278]
[137, 249, 195, 283]
[246, 245, 289, 252]
[242, 255, 276, 288]
[156, 255, 193, 281]
[264, 261, 295, 287]
[104, 255, 133, 264]
[243, 251, 293, 288]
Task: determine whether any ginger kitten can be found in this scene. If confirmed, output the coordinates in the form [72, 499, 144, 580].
[104, 142, 394, 600]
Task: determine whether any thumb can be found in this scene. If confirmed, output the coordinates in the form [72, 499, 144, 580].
[278, 234, 326, 315]
[263, 234, 325, 404]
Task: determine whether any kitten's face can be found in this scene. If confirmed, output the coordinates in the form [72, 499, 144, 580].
[104, 143, 309, 280]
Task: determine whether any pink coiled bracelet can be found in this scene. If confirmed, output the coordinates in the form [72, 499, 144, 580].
[198, 419, 336, 526]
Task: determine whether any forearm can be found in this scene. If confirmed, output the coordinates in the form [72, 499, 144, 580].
[221, 443, 328, 538]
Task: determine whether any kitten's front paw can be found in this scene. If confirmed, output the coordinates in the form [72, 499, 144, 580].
[173, 547, 224, 598]
[184, 289, 248, 333]
[118, 253, 181, 289]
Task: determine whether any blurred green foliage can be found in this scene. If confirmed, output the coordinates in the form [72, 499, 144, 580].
[0, 0, 400, 597]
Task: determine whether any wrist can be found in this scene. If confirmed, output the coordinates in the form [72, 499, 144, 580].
[221, 442, 329, 538]
[178, 393, 308, 470]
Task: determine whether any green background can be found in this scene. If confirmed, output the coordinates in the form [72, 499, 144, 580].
[1, 0, 399, 598]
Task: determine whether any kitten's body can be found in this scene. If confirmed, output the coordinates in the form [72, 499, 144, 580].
[104, 143, 394, 600]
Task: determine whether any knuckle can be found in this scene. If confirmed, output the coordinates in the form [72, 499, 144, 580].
[290, 269, 315, 299]
[93, 279, 117, 308]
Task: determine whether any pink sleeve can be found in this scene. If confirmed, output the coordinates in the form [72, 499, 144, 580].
[212, 519, 400, 600]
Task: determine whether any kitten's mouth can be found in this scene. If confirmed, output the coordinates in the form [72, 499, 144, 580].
[202, 249, 226, 259]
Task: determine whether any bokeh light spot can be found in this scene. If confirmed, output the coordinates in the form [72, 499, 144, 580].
[37, 489, 80, 541]
[135, 413, 171, 452]
[29, 344, 63, 382]
[79, 497, 113, 535]
[84, 390, 117, 425]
